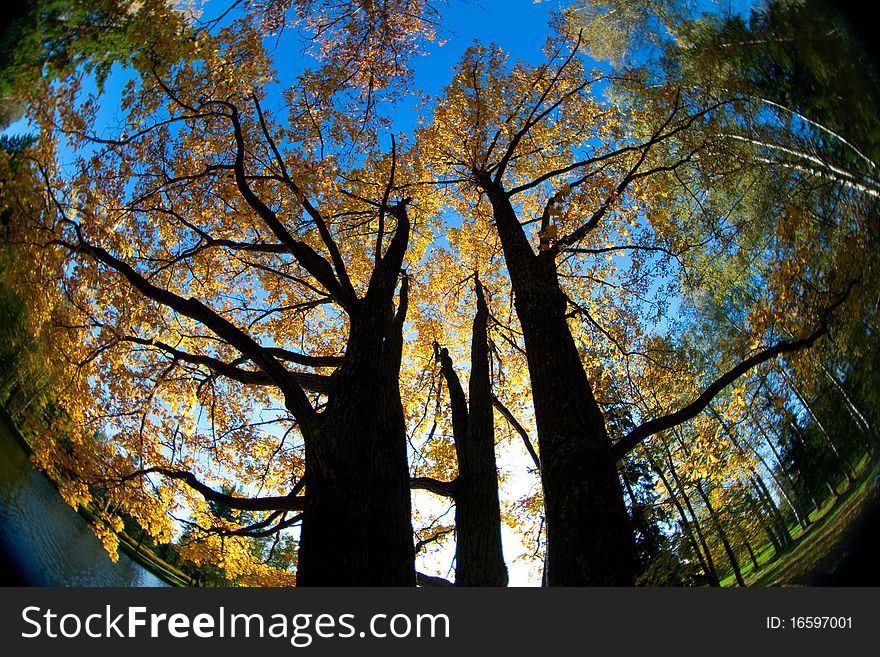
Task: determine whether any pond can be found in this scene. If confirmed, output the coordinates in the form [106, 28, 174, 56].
[0, 412, 170, 587]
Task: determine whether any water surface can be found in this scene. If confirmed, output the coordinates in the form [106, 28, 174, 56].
[0, 415, 169, 587]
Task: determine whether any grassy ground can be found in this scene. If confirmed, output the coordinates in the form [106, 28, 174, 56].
[716, 452, 880, 587]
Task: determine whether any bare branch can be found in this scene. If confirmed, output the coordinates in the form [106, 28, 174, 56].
[228, 105, 359, 311]
[121, 336, 333, 393]
[612, 286, 855, 461]
[491, 394, 540, 472]
[119, 467, 305, 512]
[433, 341, 468, 444]
[416, 572, 454, 587]
[55, 229, 318, 431]
[411, 476, 457, 498]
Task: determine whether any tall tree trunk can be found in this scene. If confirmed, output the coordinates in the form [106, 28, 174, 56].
[621, 461, 661, 565]
[777, 366, 856, 481]
[743, 478, 782, 556]
[665, 431, 745, 586]
[748, 409, 812, 527]
[816, 359, 876, 451]
[435, 279, 508, 586]
[297, 211, 415, 586]
[648, 455, 720, 586]
[742, 530, 760, 571]
[297, 303, 415, 585]
[748, 470, 792, 546]
[483, 180, 635, 585]
[707, 405, 797, 541]
[693, 479, 746, 587]
[788, 420, 841, 499]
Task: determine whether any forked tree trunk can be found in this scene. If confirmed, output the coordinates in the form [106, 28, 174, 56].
[297, 301, 415, 585]
[433, 279, 508, 586]
[296, 214, 415, 586]
[453, 280, 508, 586]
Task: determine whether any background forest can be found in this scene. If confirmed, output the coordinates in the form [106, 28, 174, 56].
[1, 0, 878, 586]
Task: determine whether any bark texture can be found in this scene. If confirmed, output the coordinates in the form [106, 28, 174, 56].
[482, 178, 636, 586]
[296, 207, 415, 586]
[436, 278, 508, 586]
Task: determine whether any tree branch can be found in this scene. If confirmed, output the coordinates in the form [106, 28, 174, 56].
[218, 513, 303, 538]
[121, 336, 333, 393]
[411, 476, 457, 498]
[612, 287, 855, 461]
[264, 347, 343, 368]
[228, 105, 359, 312]
[416, 572, 454, 587]
[120, 467, 305, 512]
[491, 394, 540, 471]
[433, 341, 468, 446]
[551, 96, 730, 255]
[364, 199, 411, 308]
[375, 134, 398, 265]
[492, 32, 587, 183]
[59, 231, 318, 432]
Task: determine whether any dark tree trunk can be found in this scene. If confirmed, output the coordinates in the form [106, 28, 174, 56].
[750, 471, 793, 546]
[651, 449, 721, 586]
[483, 180, 635, 586]
[296, 209, 415, 586]
[649, 456, 720, 586]
[435, 279, 508, 586]
[455, 280, 508, 586]
[742, 531, 760, 571]
[297, 303, 415, 585]
[750, 412, 811, 528]
[694, 480, 746, 587]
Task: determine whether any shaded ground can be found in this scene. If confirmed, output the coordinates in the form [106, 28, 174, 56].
[808, 480, 880, 586]
[0, 540, 28, 585]
[749, 464, 880, 587]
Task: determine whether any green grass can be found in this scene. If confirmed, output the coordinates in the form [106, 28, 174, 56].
[717, 454, 880, 587]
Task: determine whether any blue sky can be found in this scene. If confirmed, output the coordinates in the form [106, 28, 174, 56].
[414, 0, 563, 75]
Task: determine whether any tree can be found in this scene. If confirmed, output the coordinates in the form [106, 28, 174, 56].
[411, 277, 509, 586]
[2, 2, 446, 585]
[419, 19, 860, 582]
